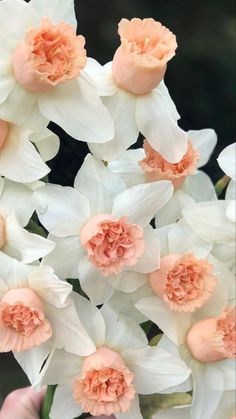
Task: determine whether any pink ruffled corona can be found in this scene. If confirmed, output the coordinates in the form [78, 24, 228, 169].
[112, 18, 177, 95]
[149, 253, 217, 312]
[0, 288, 52, 352]
[12, 18, 87, 93]
[139, 139, 199, 188]
[0, 217, 6, 249]
[187, 306, 236, 363]
[73, 347, 135, 416]
[80, 214, 145, 276]
[0, 119, 9, 150]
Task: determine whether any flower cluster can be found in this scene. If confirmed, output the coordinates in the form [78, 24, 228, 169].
[0, 1, 235, 419]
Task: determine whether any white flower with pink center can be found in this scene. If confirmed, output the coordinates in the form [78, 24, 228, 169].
[0, 177, 54, 263]
[33, 154, 173, 305]
[0, 119, 59, 183]
[85, 18, 188, 164]
[0, 252, 95, 384]
[0, 0, 113, 143]
[35, 296, 190, 419]
[108, 128, 217, 226]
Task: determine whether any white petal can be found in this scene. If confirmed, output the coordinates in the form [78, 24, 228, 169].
[42, 235, 84, 279]
[127, 226, 160, 273]
[101, 304, 148, 350]
[83, 58, 117, 96]
[72, 292, 106, 347]
[116, 271, 147, 293]
[0, 252, 34, 288]
[28, 266, 73, 308]
[216, 359, 236, 391]
[0, 125, 50, 183]
[188, 129, 217, 168]
[217, 142, 236, 180]
[0, 83, 48, 132]
[152, 405, 191, 419]
[30, 0, 77, 27]
[182, 201, 235, 245]
[155, 190, 195, 227]
[33, 184, 90, 236]
[14, 342, 51, 384]
[226, 200, 235, 223]
[74, 154, 126, 215]
[135, 296, 191, 345]
[225, 180, 235, 200]
[108, 149, 146, 188]
[112, 180, 173, 227]
[116, 395, 143, 419]
[3, 213, 55, 263]
[31, 128, 60, 162]
[78, 257, 115, 305]
[182, 171, 217, 202]
[50, 384, 83, 419]
[190, 360, 224, 419]
[122, 346, 190, 394]
[89, 89, 139, 161]
[47, 303, 96, 356]
[39, 77, 114, 143]
[136, 89, 188, 163]
[212, 242, 235, 273]
[0, 55, 15, 103]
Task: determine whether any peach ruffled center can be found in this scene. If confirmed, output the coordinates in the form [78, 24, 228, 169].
[0, 216, 6, 249]
[187, 306, 236, 363]
[0, 288, 52, 352]
[73, 347, 135, 416]
[81, 214, 145, 276]
[13, 18, 87, 93]
[149, 253, 217, 312]
[0, 120, 9, 150]
[112, 18, 177, 95]
[139, 139, 199, 189]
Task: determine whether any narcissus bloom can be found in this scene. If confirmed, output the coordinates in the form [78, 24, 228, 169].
[36, 298, 190, 419]
[0, 253, 95, 383]
[217, 142, 236, 223]
[0, 0, 114, 142]
[108, 128, 217, 226]
[85, 18, 187, 163]
[33, 154, 174, 304]
[0, 119, 59, 183]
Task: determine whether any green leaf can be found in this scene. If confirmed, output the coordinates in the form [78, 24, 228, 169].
[149, 334, 163, 346]
[40, 385, 57, 419]
[140, 392, 192, 419]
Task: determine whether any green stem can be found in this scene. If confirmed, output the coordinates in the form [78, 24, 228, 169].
[215, 175, 231, 196]
[40, 385, 56, 419]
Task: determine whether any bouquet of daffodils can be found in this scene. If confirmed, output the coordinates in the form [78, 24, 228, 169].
[0, 0, 235, 418]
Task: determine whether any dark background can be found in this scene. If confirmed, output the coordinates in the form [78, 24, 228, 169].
[0, 0, 235, 405]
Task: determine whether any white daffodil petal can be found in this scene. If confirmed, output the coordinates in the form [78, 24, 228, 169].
[136, 296, 191, 345]
[116, 271, 147, 293]
[31, 128, 60, 162]
[89, 89, 138, 161]
[29, 0, 77, 27]
[168, 219, 211, 256]
[47, 303, 96, 356]
[101, 305, 148, 350]
[14, 342, 51, 385]
[217, 142, 236, 180]
[112, 180, 173, 227]
[152, 405, 191, 419]
[39, 77, 114, 143]
[78, 257, 115, 305]
[226, 200, 235, 223]
[122, 346, 190, 394]
[84, 58, 117, 96]
[188, 129, 217, 168]
[155, 190, 195, 228]
[3, 213, 55, 263]
[0, 253, 34, 288]
[182, 171, 217, 202]
[74, 154, 126, 215]
[216, 359, 236, 391]
[42, 235, 85, 279]
[128, 226, 160, 273]
[72, 292, 106, 347]
[116, 395, 143, 419]
[108, 149, 146, 188]
[33, 184, 90, 237]
[136, 89, 188, 163]
[28, 266, 72, 308]
[50, 384, 83, 419]
[226, 180, 235, 200]
[0, 125, 50, 183]
[0, 57, 15, 103]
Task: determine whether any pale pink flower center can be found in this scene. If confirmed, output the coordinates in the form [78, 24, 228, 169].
[139, 139, 199, 189]
[13, 18, 87, 93]
[1, 303, 45, 336]
[0, 120, 9, 150]
[81, 214, 145, 276]
[187, 306, 236, 363]
[0, 217, 6, 249]
[149, 253, 217, 312]
[73, 347, 135, 416]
